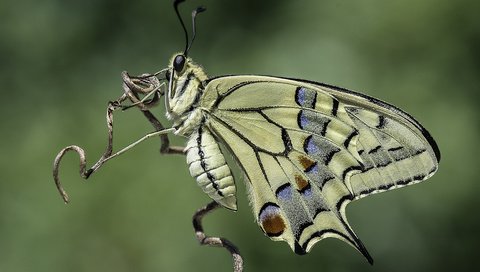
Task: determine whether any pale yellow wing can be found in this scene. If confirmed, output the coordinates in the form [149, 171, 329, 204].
[201, 75, 439, 263]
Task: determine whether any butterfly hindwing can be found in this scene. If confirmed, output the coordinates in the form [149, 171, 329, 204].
[207, 118, 371, 260]
[202, 75, 439, 261]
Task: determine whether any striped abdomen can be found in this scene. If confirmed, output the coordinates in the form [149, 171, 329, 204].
[184, 126, 237, 210]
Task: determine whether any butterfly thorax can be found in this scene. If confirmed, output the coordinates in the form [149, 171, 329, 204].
[164, 54, 238, 210]
[166, 55, 208, 136]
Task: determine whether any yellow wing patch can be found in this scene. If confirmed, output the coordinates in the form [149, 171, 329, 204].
[202, 75, 439, 263]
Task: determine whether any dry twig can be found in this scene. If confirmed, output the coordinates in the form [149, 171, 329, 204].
[52, 71, 244, 271]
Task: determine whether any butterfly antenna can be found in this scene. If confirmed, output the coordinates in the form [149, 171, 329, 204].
[174, 0, 189, 55]
[186, 6, 207, 55]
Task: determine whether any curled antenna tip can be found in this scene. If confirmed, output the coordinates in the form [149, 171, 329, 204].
[193, 6, 207, 18]
[186, 5, 206, 55]
[195, 6, 207, 13]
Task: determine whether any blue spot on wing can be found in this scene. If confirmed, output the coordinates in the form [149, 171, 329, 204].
[295, 87, 307, 106]
[306, 163, 319, 175]
[305, 136, 319, 154]
[300, 112, 308, 129]
[276, 184, 293, 201]
[297, 110, 331, 135]
[302, 187, 313, 197]
[295, 87, 316, 108]
[303, 135, 341, 164]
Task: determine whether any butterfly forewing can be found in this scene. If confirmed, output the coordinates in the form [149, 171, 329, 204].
[201, 75, 439, 260]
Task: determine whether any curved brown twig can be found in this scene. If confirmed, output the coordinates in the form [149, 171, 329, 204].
[53, 102, 118, 203]
[121, 71, 162, 110]
[53, 145, 88, 203]
[53, 71, 243, 271]
[193, 201, 244, 272]
[53, 71, 184, 203]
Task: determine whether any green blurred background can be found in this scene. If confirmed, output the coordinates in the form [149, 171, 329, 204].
[1, 0, 478, 271]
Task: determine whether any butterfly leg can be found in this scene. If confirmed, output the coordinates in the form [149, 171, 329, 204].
[193, 201, 244, 272]
[140, 110, 185, 155]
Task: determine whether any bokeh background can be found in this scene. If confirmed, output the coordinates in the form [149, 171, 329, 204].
[1, 0, 478, 271]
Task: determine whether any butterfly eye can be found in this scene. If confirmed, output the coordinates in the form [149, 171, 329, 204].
[173, 54, 186, 73]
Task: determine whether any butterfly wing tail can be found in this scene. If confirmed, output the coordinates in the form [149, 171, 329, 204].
[293, 187, 373, 264]
[256, 154, 373, 263]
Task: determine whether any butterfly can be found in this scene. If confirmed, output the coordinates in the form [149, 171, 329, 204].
[53, 0, 440, 266]
[173, 71, 440, 264]
[159, 1, 441, 264]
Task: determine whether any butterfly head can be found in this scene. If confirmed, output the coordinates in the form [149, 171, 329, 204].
[164, 53, 207, 126]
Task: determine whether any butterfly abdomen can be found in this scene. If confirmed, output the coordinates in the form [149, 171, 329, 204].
[185, 126, 237, 210]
